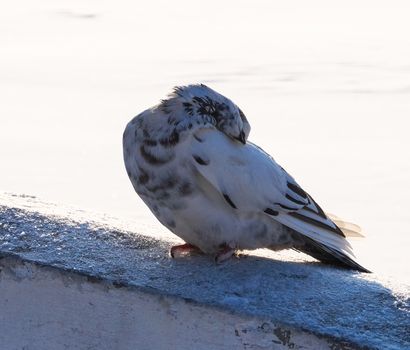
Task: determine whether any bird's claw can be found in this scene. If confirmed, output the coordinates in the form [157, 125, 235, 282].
[170, 243, 201, 258]
[214, 243, 236, 264]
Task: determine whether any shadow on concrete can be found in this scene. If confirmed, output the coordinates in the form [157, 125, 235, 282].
[1, 203, 409, 349]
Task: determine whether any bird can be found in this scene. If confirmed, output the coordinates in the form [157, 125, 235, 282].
[123, 84, 369, 272]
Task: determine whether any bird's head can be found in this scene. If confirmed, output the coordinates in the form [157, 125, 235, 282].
[164, 84, 251, 144]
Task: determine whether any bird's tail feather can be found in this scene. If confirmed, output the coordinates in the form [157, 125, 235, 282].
[326, 213, 364, 238]
[273, 213, 370, 272]
[292, 234, 371, 272]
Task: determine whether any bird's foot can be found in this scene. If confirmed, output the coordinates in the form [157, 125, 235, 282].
[215, 243, 237, 264]
[170, 243, 202, 258]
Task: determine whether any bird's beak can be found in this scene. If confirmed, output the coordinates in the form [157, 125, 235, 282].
[235, 131, 246, 144]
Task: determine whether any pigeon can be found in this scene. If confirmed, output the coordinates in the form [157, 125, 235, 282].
[123, 84, 369, 272]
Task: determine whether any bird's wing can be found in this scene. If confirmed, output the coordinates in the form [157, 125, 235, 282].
[189, 127, 357, 261]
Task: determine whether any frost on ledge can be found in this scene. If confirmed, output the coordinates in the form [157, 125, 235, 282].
[0, 192, 409, 350]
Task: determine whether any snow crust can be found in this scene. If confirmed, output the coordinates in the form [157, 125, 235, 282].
[0, 193, 409, 349]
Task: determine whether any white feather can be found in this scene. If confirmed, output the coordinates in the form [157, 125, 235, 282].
[190, 128, 357, 259]
[123, 84, 367, 270]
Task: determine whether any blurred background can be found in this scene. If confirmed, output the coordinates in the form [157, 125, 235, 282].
[1, 0, 409, 282]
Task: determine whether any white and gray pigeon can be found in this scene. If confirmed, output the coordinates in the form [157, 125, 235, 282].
[123, 84, 369, 272]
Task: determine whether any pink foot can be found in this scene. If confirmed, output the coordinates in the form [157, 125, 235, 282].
[215, 243, 236, 264]
[170, 243, 202, 258]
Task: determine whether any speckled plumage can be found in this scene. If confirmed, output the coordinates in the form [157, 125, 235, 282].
[123, 84, 368, 271]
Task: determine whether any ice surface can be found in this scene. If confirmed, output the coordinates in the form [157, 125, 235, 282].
[0, 0, 409, 283]
[0, 193, 409, 349]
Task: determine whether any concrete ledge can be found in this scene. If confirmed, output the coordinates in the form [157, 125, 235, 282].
[0, 193, 409, 350]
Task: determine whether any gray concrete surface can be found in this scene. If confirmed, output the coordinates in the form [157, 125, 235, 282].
[0, 193, 409, 349]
